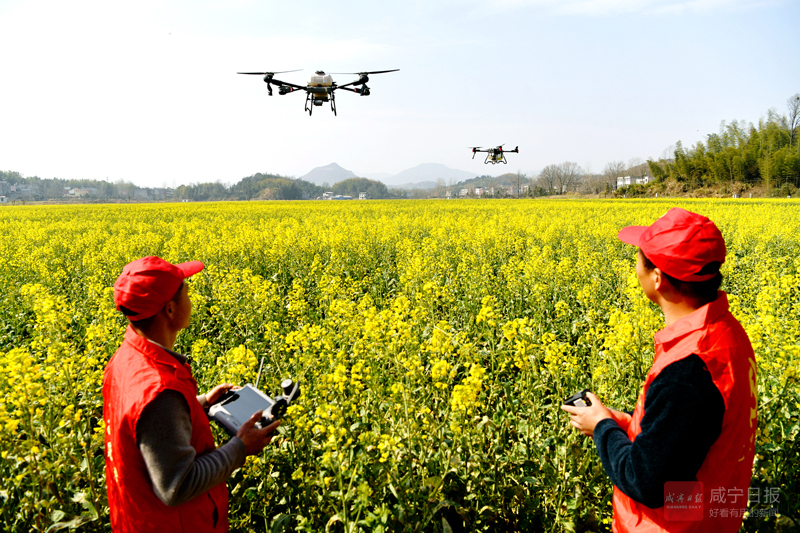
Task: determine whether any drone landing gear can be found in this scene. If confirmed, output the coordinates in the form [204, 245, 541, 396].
[304, 93, 337, 116]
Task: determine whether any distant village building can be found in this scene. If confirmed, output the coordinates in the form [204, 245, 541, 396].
[332, 195, 352, 200]
[9, 184, 40, 201]
[151, 188, 173, 200]
[474, 187, 484, 197]
[66, 188, 99, 198]
[617, 176, 651, 188]
[358, 192, 367, 200]
[458, 188, 469, 198]
[322, 191, 334, 200]
[0, 196, 8, 203]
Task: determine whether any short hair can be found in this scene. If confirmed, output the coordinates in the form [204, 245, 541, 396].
[639, 249, 722, 304]
[120, 281, 185, 330]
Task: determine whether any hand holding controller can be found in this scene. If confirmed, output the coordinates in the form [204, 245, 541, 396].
[561, 390, 612, 437]
[208, 378, 302, 437]
[237, 411, 280, 455]
[563, 389, 592, 407]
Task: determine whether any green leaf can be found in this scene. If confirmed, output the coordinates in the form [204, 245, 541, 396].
[45, 514, 93, 532]
[441, 517, 454, 533]
[270, 513, 291, 533]
[326, 514, 342, 530]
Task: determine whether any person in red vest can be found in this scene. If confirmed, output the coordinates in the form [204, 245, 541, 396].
[562, 208, 758, 532]
[104, 256, 280, 532]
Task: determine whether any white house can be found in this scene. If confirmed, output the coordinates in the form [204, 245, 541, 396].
[617, 176, 651, 188]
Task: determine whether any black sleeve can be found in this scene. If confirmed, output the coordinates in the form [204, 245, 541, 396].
[593, 354, 725, 508]
[136, 390, 246, 507]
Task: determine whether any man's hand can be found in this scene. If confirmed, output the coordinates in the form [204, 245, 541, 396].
[561, 391, 613, 437]
[205, 383, 240, 405]
[236, 411, 281, 456]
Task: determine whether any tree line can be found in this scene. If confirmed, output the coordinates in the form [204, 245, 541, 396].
[4, 93, 797, 202]
[646, 95, 800, 194]
[613, 93, 800, 196]
[0, 171, 397, 202]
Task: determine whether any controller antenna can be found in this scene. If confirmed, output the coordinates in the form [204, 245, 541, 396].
[255, 355, 266, 389]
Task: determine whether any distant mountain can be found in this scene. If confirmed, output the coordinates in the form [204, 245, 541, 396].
[300, 163, 357, 186]
[300, 163, 479, 190]
[384, 163, 476, 186]
[392, 181, 438, 190]
[363, 172, 394, 182]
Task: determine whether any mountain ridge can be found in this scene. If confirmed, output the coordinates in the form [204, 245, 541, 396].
[301, 162, 480, 189]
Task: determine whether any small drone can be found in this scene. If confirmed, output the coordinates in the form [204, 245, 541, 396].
[237, 69, 399, 115]
[470, 145, 519, 164]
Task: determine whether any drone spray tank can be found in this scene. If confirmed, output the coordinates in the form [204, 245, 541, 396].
[308, 71, 333, 88]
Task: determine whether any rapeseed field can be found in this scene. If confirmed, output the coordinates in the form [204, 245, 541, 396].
[0, 199, 798, 532]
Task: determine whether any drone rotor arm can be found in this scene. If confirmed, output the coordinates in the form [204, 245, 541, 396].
[335, 78, 365, 89]
[267, 78, 306, 90]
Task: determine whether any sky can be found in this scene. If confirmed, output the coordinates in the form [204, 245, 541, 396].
[1, 0, 798, 188]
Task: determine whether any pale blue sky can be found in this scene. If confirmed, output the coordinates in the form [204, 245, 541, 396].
[1, 0, 797, 187]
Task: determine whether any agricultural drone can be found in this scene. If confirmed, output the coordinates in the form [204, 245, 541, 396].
[470, 145, 519, 164]
[237, 69, 399, 116]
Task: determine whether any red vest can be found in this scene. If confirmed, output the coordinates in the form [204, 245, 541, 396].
[613, 292, 757, 532]
[103, 326, 229, 533]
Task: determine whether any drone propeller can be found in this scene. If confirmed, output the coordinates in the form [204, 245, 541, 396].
[236, 69, 302, 75]
[330, 69, 400, 75]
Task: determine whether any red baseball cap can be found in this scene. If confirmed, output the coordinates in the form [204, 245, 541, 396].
[113, 256, 204, 320]
[617, 207, 726, 282]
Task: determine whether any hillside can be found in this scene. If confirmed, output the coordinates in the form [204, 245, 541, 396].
[385, 163, 476, 186]
[299, 163, 357, 186]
